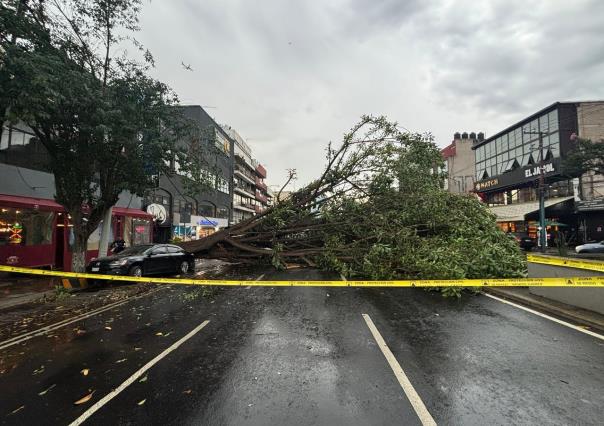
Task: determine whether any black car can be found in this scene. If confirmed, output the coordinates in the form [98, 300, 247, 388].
[87, 244, 195, 277]
[508, 233, 536, 251]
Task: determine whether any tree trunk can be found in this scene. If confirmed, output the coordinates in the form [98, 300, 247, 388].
[71, 225, 89, 272]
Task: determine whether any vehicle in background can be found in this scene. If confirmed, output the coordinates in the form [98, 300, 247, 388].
[86, 244, 195, 277]
[575, 241, 604, 254]
[508, 233, 536, 251]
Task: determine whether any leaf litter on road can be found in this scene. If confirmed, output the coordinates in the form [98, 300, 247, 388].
[74, 390, 95, 405]
[38, 384, 56, 396]
[115, 358, 127, 363]
[81, 368, 89, 376]
[138, 399, 146, 406]
[139, 375, 148, 383]
[8, 405, 25, 415]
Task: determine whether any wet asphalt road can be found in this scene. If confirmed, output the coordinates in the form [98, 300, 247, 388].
[1, 269, 603, 425]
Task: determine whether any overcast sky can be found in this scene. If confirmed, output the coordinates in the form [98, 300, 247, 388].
[137, 0, 604, 188]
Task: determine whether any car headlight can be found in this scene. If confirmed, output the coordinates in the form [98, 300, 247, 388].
[108, 259, 128, 267]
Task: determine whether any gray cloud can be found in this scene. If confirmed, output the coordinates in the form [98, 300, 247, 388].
[137, 0, 604, 187]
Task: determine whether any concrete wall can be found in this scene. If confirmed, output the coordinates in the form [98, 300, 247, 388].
[446, 137, 475, 193]
[528, 263, 604, 315]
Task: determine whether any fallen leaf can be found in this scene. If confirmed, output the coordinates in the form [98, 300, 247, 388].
[139, 376, 148, 383]
[33, 365, 45, 375]
[38, 384, 56, 396]
[9, 405, 25, 415]
[137, 399, 146, 406]
[74, 390, 95, 405]
[182, 389, 192, 394]
[155, 332, 163, 336]
[134, 347, 142, 351]
[76, 329, 86, 335]
[104, 326, 112, 330]
[81, 369, 89, 376]
[115, 358, 127, 364]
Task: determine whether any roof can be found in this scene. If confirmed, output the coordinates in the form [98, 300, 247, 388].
[441, 142, 456, 158]
[0, 193, 63, 211]
[488, 196, 574, 221]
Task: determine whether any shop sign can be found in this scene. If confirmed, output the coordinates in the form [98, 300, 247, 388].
[146, 203, 167, 224]
[197, 219, 218, 227]
[475, 178, 499, 191]
[576, 199, 604, 212]
[524, 162, 554, 178]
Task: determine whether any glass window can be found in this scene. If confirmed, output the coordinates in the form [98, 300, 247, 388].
[167, 246, 183, 253]
[217, 206, 229, 219]
[0, 208, 54, 246]
[133, 218, 151, 245]
[198, 203, 215, 217]
[550, 142, 560, 158]
[152, 246, 168, 254]
[548, 110, 559, 132]
[216, 175, 229, 194]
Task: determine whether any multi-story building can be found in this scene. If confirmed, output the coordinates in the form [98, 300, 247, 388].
[146, 105, 234, 243]
[472, 101, 604, 244]
[441, 132, 483, 193]
[222, 125, 271, 224]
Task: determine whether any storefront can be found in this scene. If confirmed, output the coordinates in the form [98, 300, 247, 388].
[0, 194, 152, 270]
[576, 199, 604, 242]
[171, 214, 228, 241]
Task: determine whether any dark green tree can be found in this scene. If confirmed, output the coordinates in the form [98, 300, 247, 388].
[0, 0, 212, 271]
[561, 137, 604, 177]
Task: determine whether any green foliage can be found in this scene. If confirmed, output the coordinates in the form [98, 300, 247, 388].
[310, 121, 526, 297]
[0, 1, 201, 270]
[561, 137, 604, 177]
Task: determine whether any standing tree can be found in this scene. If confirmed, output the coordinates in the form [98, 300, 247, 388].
[0, 0, 210, 271]
[561, 137, 604, 177]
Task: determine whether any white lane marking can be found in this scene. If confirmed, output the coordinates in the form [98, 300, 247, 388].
[69, 320, 210, 425]
[483, 293, 604, 341]
[362, 314, 437, 426]
[0, 288, 164, 351]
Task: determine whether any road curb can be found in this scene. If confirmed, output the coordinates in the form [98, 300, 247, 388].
[484, 287, 604, 332]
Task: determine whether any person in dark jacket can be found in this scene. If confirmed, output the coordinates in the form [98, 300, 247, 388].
[110, 239, 126, 254]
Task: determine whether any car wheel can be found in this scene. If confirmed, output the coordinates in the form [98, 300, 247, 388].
[179, 261, 189, 275]
[129, 265, 143, 277]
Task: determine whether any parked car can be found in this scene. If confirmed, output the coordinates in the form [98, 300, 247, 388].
[575, 241, 604, 254]
[87, 244, 195, 277]
[509, 233, 536, 251]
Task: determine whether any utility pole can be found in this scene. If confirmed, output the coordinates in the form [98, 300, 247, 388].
[525, 130, 547, 252]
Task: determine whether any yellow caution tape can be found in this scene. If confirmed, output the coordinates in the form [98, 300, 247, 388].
[527, 254, 604, 272]
[1, 264, 604, 287]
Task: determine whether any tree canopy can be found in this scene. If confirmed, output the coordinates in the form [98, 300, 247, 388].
[181, 116, 526, 296]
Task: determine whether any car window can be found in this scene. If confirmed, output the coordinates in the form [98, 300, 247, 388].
[167, 246, 183, 253]
[151, 246, 168, 255]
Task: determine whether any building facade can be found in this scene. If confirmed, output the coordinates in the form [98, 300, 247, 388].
[145, 105, 234, 243]
[0, 126, 152, 270]
[441, 131, 483, 193]
[222, 125, 272, 224]
[472, 101, 604, 244]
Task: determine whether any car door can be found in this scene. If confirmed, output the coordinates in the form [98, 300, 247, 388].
[145, 245, 171, 274]
[167, 245, 185, 273]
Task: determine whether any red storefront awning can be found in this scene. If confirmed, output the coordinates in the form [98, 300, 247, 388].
[0, 194, 151, 219]
[112, 207, 152, 219]
[0, 194, 64, 211]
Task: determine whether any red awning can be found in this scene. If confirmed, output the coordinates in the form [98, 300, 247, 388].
[112, 207, 152, 219]
[0, 194, 64, 211]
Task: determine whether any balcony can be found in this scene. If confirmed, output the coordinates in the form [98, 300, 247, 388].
[234, 203, 255, 213]
[254, 205, 263, 214]
[234, 167, 255, 185]
[256, 190, 268, 204]
[255, 164, 267, 179]
[255, 177, 267, 191]
[234, 183, 255, 198]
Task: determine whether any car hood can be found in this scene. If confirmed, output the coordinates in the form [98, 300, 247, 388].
[92, 254, 138, 263]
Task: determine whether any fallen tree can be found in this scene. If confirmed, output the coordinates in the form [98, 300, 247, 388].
[180, 116, 526, 296]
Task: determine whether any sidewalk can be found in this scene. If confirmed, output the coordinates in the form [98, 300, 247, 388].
[484, 286, 604, 332]
[0, 274, 58, 311]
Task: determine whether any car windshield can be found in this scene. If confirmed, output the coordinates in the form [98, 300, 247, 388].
[118, 245, 154, 256]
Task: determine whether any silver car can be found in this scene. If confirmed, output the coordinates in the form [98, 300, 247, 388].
[575, 241, 604, 253]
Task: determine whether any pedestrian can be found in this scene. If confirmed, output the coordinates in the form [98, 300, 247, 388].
[110, 238, 126, 254]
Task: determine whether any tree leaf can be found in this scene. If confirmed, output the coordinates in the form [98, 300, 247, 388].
[74, 391, 95, 405]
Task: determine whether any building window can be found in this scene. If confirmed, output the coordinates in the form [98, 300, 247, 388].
[216, 175, 229, 194]
[0, 208, 54, 246]
[198, 203, 215, 217]
[217, 206, 229, 219]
